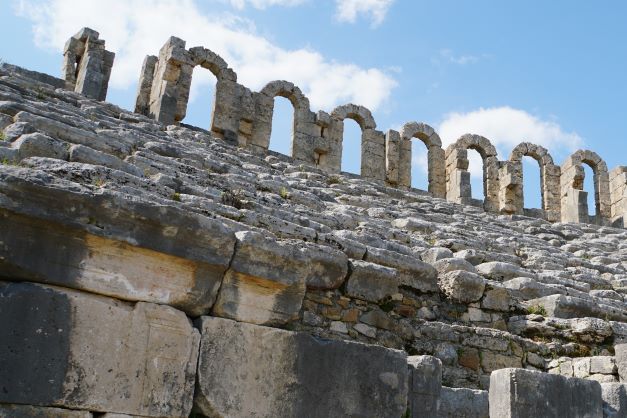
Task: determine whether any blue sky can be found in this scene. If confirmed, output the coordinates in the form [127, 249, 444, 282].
[1, 0, 626, 211]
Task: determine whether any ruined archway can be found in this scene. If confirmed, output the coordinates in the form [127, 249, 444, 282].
[328, 104, 385, 181]
[445, 134, 500, 212]
[499, 142, 560, 221]
[249, 80, 314, 158]
[561, 149, 610, 224]
[396, 122, 446, 198]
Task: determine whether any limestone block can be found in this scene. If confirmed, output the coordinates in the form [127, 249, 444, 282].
[475, 261, 535, 281]
[12, 132, 68, 161]
[438, 387, 489, 418]
[590, 356, 617, 375]
[481, 287, 511, 311]
[438, 270, 486, 303]
[69, 144, 144, 177]
[366, 247, 438, 292]
[421, 247, 454, 264]
[194, 316, 408, 418]
[528, 295, 627, 322]
[0, 404, 91, 417]
[433, 257, 477, 275]
[0, 281, 200, 417]
[407, 355, 442, 418]
[0, 206, 231, 316]
[616, 344, 627, 382]
[345, 259, 399, 303]
[212, 231, 346, 325]
[489, 368, 602, 418]
[601, 383, 627, 418]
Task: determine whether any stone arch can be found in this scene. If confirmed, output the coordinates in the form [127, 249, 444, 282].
[249, 80, 316, 157]
[135, 37, 241, 135]
[328, 104, 385, 181]
[499, 142, 560, 221]
[395, 122, 445, 198]
[561, 149, 611, 224]
[445, 134, 500, 212]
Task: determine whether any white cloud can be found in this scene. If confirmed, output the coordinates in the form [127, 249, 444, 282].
[226, 0, 307, 10]
[335, 0, 394, 27]
[436, 106, 583, 178]
[15, 0, 397, 111]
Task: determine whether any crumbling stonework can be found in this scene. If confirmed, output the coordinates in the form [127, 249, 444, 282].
[62, 28, 114, 101]
[1, 27, 627, 417]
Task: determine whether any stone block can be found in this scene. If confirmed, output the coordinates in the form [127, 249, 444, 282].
[212, 231, 346, 326]
[489, 368, 603, 418]
[439, 270, 486, 303]
[366, 247, 438, 292]
[438, 387, 489, 418]
[616, 344, 627, 382]
[601, 383, 627, 418]
[0, 404, 91, 417]
[345, 259, 399, 303]
[475, 261, 535, 281]
[0, 281, 200, 417]
[407, 355, 442, 418]
[194, 316, 408, 418]
[0, 209, 228, 316]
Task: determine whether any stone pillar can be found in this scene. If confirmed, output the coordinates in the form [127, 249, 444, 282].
[498, 160, 523, 215]
[483, 156, 501, 213]
[315, 111, 340, 173]
[543, 163, 562, 222]
[489, 368, 603, 418]
[428, 145, 446, 198]
[445, 147, 471, 204]
[610, 166, 627, 228]
[561, 155, 587, 223]
[407, 355, 442, 418]
[134, 55, 158, 115]
[385, 129, 400, 185]
[399, 137, 412, 188]
[62, 27, 115, 101]
[361, 128, 386, 182]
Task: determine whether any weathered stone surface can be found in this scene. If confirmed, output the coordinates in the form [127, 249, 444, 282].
[601, 383, 627, 418]
[407, 355, 442, 418]
[0, 282, 200, 417]
[345, 259, 399, 302]
[212, 231, 346, 325]
[438, 387, 489, 418]
[489, 368, 603, 418]
[476, 262, 535, 281]
[366, 247, 438, 292]
[439, 270, 486, 303]
[528, 294, 627, 322]
[194, 316, 408, 418]
[0, 209, 227, 316]
[0, 404, 91, 417]
[616, 344, 627, 382]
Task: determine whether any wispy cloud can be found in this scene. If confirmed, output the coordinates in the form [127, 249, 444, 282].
[334, 0, 395, 27]
[225, 0, 307, 10]
[431, 49, 490, 66]
[15, 0, 397, 111]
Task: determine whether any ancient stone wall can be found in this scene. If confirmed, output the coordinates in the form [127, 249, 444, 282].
[1, 27, 627, 417]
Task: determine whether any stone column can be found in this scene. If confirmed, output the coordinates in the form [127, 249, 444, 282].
[385, 129, 400, 186]
[498, 160, 523, 215]
[428, 145, 446, 199]
[361, 128, 386, 182]
[62, 27, 115, 101]
[445, 147, 471, 204]
[610, 166, 627, 228]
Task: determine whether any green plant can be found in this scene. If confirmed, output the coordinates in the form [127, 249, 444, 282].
[279, 186, 289, 199]
[171, 192, 181, 202]
[1, 158, 18, 166]
[0, 131, 6, 141]
[35, 87, 46, 100]
[401, 408, 411, 418]
[327, 175, 342, 185]
[221, 189, 246, 209]
[92, 177, 107, 188]
[526, 304, 547, 316]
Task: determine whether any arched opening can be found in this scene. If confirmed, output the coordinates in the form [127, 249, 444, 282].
[410, 140, 429, 190]
[522, 156, 542, 209]
[341, 118, 362, 175]
[268, 96, 294, 156]
[582, 163, 597, 218]
[181, 67, 217, 129]
[467, 148, 485, 201]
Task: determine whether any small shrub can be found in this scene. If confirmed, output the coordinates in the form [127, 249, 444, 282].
[527, 304, 547, 316]
[327, 176, 342, 185]
[0, 131, 6, 141]
[171, 192, 181, 202]
[92, 177, 107, 188]
[279, 186, 289, 200]
[221, 189, 246, 209]
[1, 158, 19, 166]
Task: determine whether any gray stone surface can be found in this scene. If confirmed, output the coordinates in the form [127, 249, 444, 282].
[407, 355, 442, 418]
[0, 404, 92, 417]
[0, 281, 199, 417]
[489, 368, 603, 418]
[601, 383, 627, 418]
[194, 316, 408, 418]
[438, 387, 489, 418]
[616, 344, 627, 382]
[439, 270, 486, 303]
